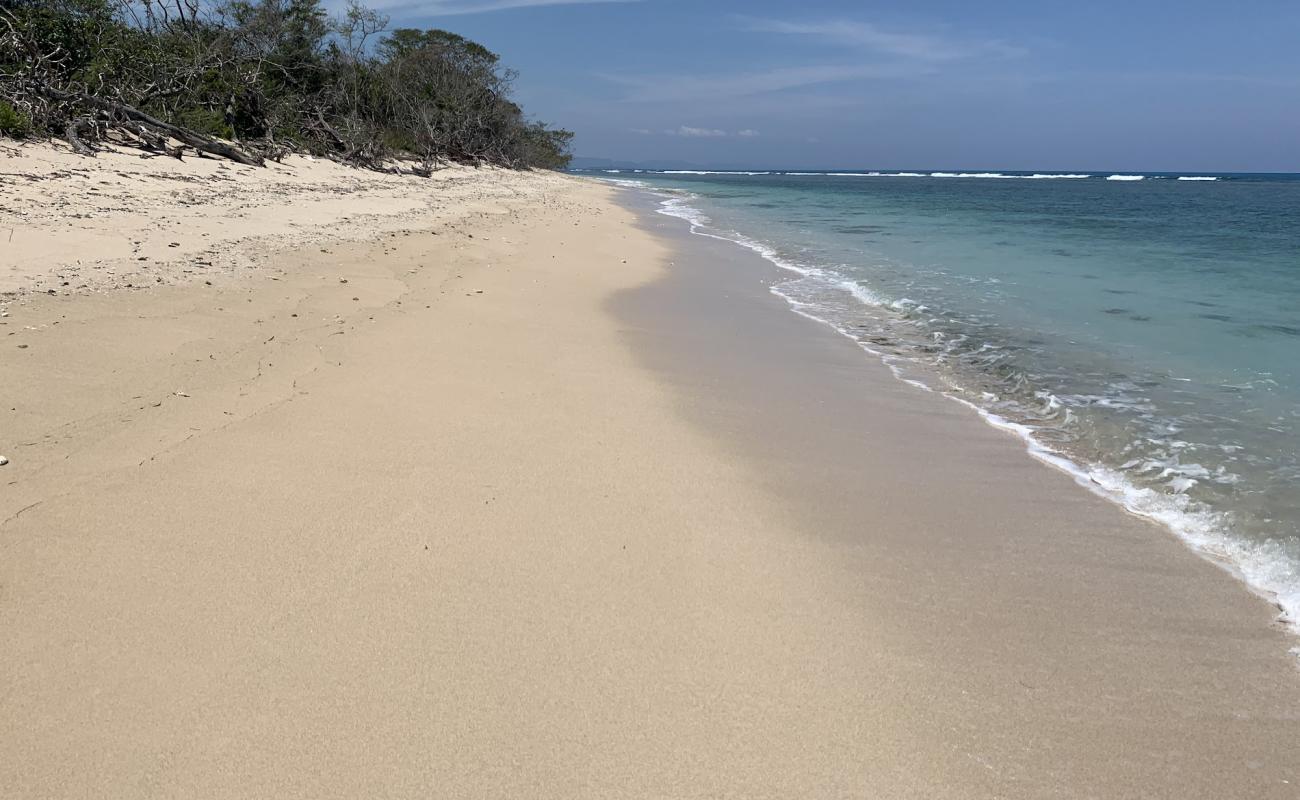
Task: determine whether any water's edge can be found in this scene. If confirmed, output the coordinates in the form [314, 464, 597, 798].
[606, 178, 1298, 650]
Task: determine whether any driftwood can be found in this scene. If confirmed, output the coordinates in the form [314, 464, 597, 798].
[117, 124, 186, 159]
[39, 85, 263, 166]
[64, 116, 96, 156]
[132, 122, 170, 152]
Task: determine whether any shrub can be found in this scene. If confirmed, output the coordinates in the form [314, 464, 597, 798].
[0, 101, 32, 138]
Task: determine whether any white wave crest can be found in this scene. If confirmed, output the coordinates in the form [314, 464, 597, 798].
[929, 172, 1093, 179]
[741, 171, 1094, 180]
[660, 170, 772, 176]
[609, 170, 1229, 184]
[655, 196, 712, 230]
[602, 178, 651, 190]
[654, 196, 815, 277]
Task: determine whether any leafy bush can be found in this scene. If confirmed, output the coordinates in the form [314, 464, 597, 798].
[0, 100, 31, 137]
[174, 107, 235, 140]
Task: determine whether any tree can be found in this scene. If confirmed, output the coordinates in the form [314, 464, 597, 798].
[0, 0, 573, 169]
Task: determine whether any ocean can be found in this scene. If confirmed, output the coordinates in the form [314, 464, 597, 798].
[586, 169, 1300, 633]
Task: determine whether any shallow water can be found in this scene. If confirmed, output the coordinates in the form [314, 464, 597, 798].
[587, 169, 1300, 632]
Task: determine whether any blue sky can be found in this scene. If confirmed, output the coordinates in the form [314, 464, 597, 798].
[345, 0, 1300, 170]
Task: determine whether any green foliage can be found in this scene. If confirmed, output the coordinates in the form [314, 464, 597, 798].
[380, 127, 417, 154]
[173, 106, 234, 139]
[520, 123, 575, 170]
[0, 100, 32, 137]
[378, 28, 499, 67]
[0, 0, 573, 169]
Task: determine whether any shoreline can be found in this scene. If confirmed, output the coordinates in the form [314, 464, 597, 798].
[612, 181, 1300, 651]
[2, 155, 1298, 796]
[610, 183, 1300, 793]
[621, 176, 1300, 642]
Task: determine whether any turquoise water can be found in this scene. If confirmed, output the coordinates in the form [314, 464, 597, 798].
[589, 169, 1300, 631]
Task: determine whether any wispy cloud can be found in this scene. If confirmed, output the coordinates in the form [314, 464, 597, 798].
[743, 18, 1024, 61]
[357, 0, 639, 15]
[630, 126, 764, 138]
[668, 126, 727, 137]
[604, 63, 919, 104]
[602, 19, 1024, 110]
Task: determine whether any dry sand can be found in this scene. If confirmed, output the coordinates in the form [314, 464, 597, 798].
[1, 143, 1298, 798]
[0, 140, 564, 296]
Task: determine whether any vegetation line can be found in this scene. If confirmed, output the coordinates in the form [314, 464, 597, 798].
[0, 0, 574, 170]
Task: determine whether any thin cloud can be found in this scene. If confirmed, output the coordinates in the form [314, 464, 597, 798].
[604, 63, 920, 103]
[359, 0, 639, 15]
[631, 127, 762, 138]
[743, 18, 1024, 61]
[668, 126, 728, 138]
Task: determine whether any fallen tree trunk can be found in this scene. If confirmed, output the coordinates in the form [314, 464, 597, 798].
[119, 123, 186, 159]
[40, 85, 263, 166]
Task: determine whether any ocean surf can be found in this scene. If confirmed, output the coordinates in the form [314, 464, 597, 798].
[592, 169, 1300, 640]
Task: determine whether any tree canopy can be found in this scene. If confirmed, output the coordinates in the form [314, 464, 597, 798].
[0, 0, 574, 170]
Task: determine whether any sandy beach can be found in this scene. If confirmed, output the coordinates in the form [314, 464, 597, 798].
[2, 144, 1298, 798]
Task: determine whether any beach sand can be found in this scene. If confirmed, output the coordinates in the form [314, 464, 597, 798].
[0, 140, 566, 296]
[2, 144, 1298, 798]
